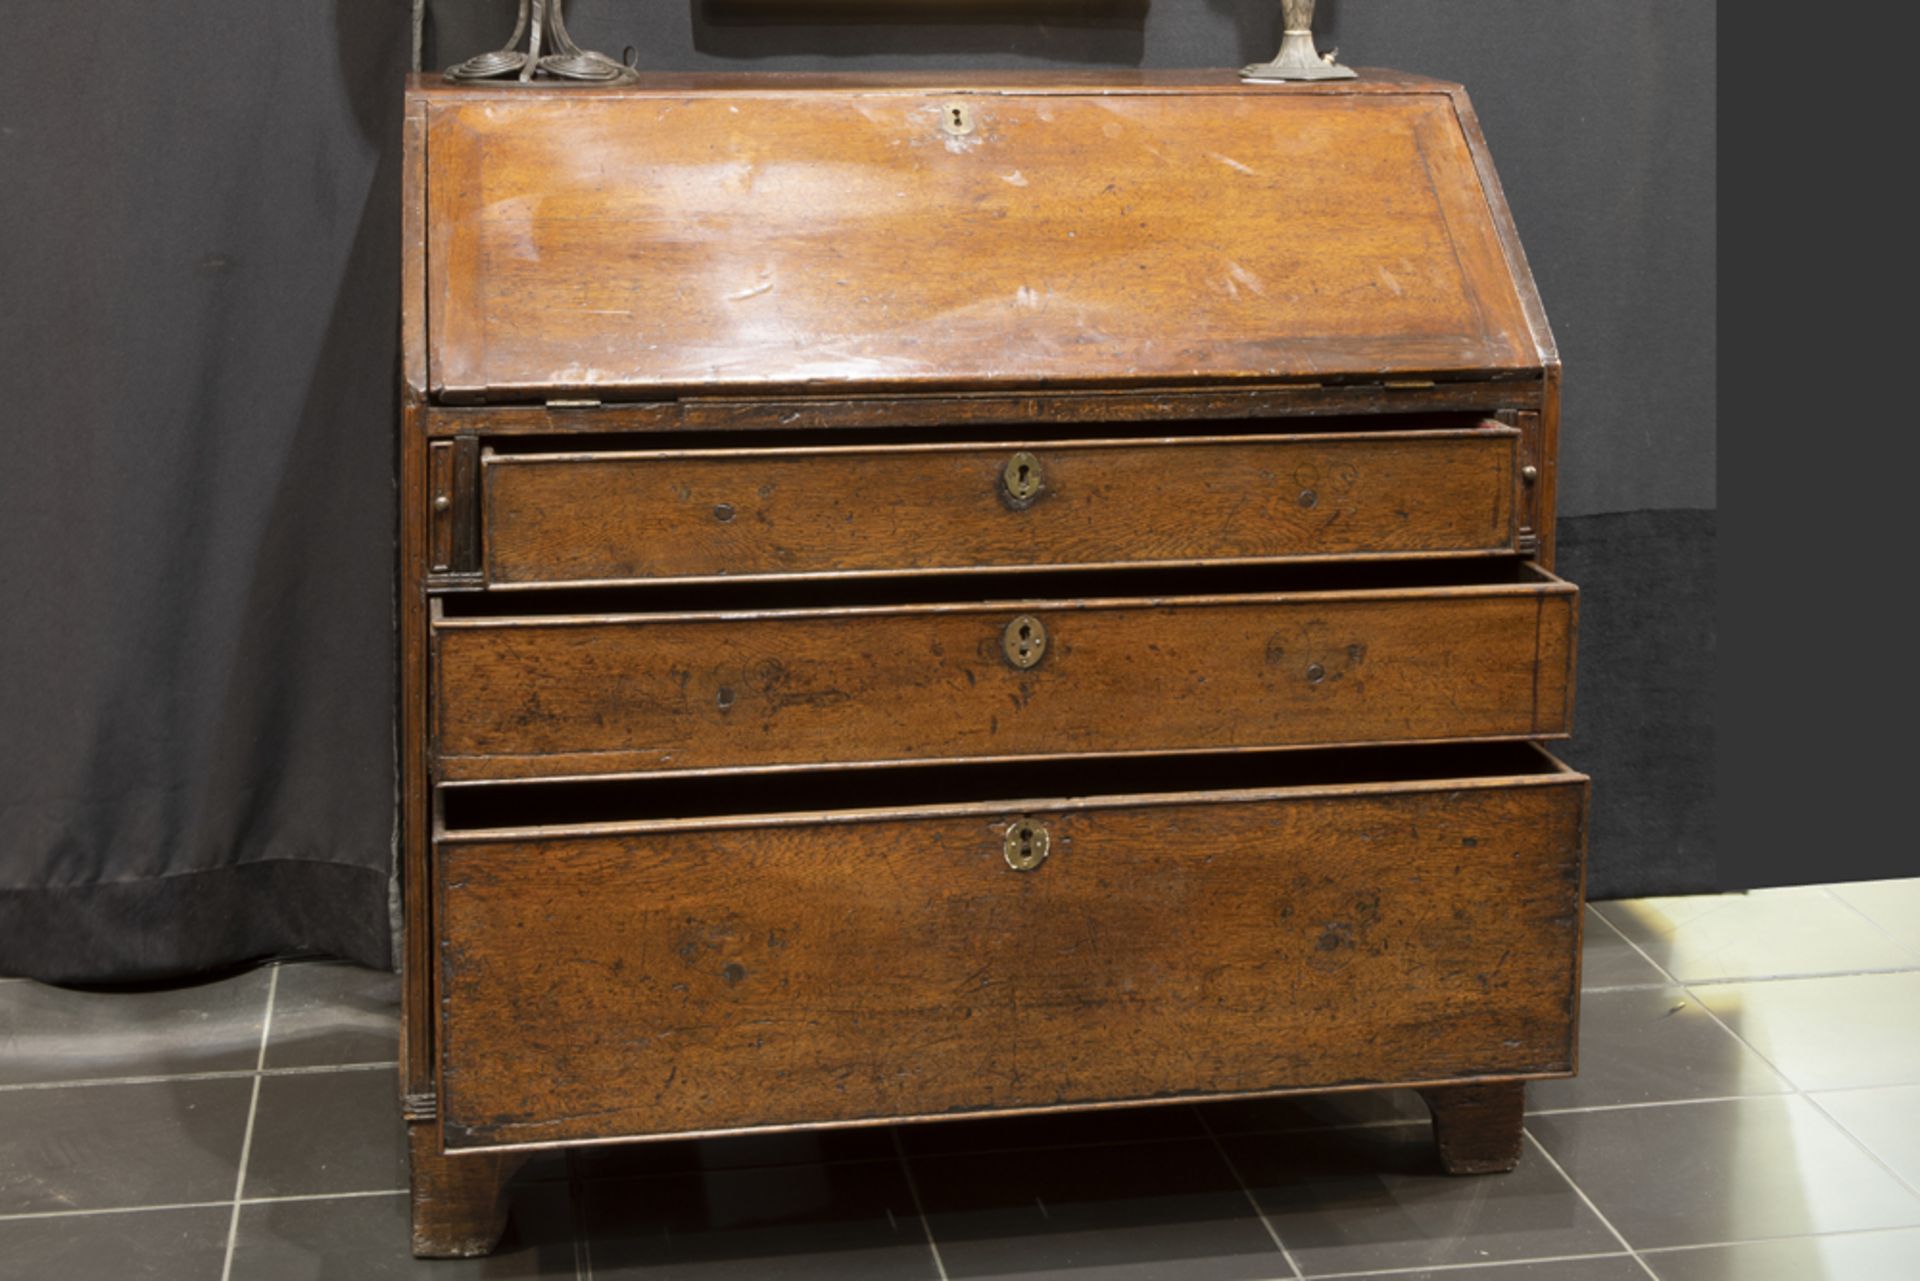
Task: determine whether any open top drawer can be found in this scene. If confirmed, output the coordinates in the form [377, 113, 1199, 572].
[478, 425, 1521, 586]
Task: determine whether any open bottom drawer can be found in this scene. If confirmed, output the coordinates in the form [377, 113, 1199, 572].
[434, 742, 1587, 1150]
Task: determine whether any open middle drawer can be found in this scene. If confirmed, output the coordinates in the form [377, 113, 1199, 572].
[432, 561, 1575, 781]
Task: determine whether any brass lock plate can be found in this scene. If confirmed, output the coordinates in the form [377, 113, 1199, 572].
[1001, 451, 1043, 507]
[1002, 615, 1047, 669]
[1003, 817, 1050, 871]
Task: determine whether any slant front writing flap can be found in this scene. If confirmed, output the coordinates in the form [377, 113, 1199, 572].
[424, 76, 1541, 401]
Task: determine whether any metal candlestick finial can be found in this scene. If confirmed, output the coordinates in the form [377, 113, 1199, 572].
[1241, 0, 1357, 82]
[445, 0, 639, 84]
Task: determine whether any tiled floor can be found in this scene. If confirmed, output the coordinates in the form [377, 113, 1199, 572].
[3, 881, 1918, 1280]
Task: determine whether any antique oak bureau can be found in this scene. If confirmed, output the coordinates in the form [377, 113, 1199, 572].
[399, 69, 1583, 1255]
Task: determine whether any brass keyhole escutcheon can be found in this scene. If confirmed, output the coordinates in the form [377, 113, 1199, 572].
[1001, 451, 1044, 506]
[1002, 614, 1047, 670]
[1003, 817, 1051, 871]
[941, 101, 974, 137]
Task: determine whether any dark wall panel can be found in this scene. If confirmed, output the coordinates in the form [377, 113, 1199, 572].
[1554, 511, 1718, 901]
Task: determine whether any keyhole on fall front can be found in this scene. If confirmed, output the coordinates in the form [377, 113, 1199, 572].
[941, 102, 974, 137]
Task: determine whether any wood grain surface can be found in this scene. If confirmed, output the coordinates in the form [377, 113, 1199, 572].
[432, 574, 1577, 780]
[401, 68, 1579, 1227]
[481, 428, 1518, 585]
[435, 768, 1586, 1147]
[424, 75, 1539, 400]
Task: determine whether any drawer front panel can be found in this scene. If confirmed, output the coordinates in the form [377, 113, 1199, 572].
[483, 429, 1518, 586]
[436, 770, 1586, 1148]
[432, 581, 1576, 780]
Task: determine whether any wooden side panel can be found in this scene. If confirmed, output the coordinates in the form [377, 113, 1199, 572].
[1536, 367, 1563, 570]
[1533, 592, 1578, 736]
[483, 430, 1518, 585]
[399, 96, 434, 1107]
[1447, 80, 1561, 570]
[432, 585, 1576, 779]
[425, 87, 1538, 399]
[1443, 85, 1558, 372]
[402, 99, 429, 402]
[436, 778, 1586, 1147]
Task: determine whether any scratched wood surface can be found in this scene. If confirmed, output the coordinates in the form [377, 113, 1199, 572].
[401, 69, 1578, 1244]
[435, 771, 1586, 1148]
[431, 576, 1576, 780]
[424, 74, 1540, 400]
[481, 428, 1517, 586]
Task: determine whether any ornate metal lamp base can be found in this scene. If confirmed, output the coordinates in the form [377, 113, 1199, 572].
[1241, 30, 1358, 82]
[1241, 1, 1356, 83]
[446, 0, 639, 85]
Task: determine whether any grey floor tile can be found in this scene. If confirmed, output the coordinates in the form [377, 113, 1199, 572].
[1644, 1228, 1920, 1281]
[0, 967, 271, 1086]
[1529, 1097, 1920, 1250]
[230, 1186, 578, 1279]
[1813, 1084, 1920, 1191]
[1529, 986, 1790, 1111]
[243, 1068, 407, 1199]
[1332, 1258, 1647, 1281]
[1829, 878, 1920, 958]
[1220, 1122, 1616, 1275]
[581, 1159, 938, 1280]
[1582, 906, 1673, 989]
[1693, 971, 1920, 1091]
[911, 1137, 1280, 1281]
[1596, 889, 1915, 983]
[1197, 1087, 1430, 1135]
[896, 1102, 1205, 1156]
[573, 1127, 898, 1181]
[0, 1205, 231, 1281]
[0, 1078, 251, 1213]
[264, 960, 401, 1070]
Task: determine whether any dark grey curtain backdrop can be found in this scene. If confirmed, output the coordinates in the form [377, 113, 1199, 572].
[0, 1, 1715, 982]
[1, 3, 411, 981]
